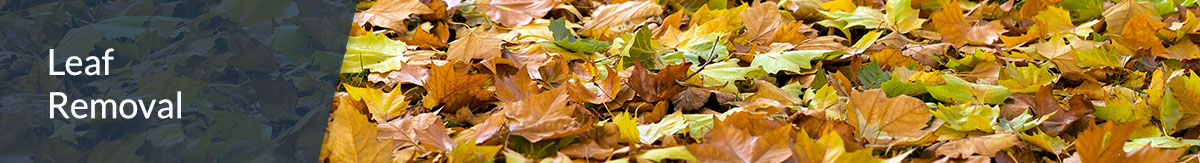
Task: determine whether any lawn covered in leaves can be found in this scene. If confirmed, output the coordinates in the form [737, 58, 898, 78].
[322, 0, 1200, 162]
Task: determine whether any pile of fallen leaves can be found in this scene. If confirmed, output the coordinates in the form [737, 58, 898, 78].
[322, 0, 1200, 162]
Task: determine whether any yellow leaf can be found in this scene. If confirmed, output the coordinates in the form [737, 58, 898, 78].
[1121, 12, 1167, 55]
[819, 0, 855, 12]
[326, 102, 393, 163]
[344, 84, 409, 122]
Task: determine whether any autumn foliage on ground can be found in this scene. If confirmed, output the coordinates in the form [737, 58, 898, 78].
[324, 0, 1200, 162]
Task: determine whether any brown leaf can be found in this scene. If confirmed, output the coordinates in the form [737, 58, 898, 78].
[377, 113, 454, 152]
[671, 87, 734, 111]
[1024, 86, 1091, 135]
[404, 22, 450, 49]
[422, 62, 494, 110]
[686, 113, 794, 163]
[446, 31, 504, 63]
[582, 1, 663, 36]
[494, 66, 539, 103]
[354, 0, 434, 30]
[503, 87, 588, 142]
[845, 89, 931, 141]
[480, 0, 559, 27]
[740, 2, 783, 44]
[367, 63, 429, 86]
[1124, 144, 1186, 163]
[936, 134, 1018, 159]
[1074, 121, 1140, 162]
[627, 62, 690, 102]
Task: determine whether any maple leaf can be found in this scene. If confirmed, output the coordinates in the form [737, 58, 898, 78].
[1074, 121, 1140, 162]
[818, 0, 855, 12]
[446, 31, 503, 63]
[997, 62, 1057, 93]
[479, 0, 559, 27]
[377, 113, 454, 152]
[932, 104, 1000, 132]
[883, 0, 926, 33]
[581, 1, 663, 36]
[1121, 12, 1167, 55]
[366, 62, 429, 86]
[936, 134, 1018, 159]
[845, 89, 930, 141]
[627, 62, 690, 102]
[740, 2, 782, 44]
[354, 0, 434, 30]
[503, 87, 588, 142]
[685, 113, 794, 163]
[326, 102, 393, 163]
[931, 0, 1007, 47]
[343, 84, 409, 122]
[422, 62, 494, 110]
[927, 74, 1012, 104]
[404, 22, 450, 49]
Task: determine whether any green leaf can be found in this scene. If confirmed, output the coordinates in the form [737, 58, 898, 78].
[750, 50, 848, 74]
[697, 59, 764, 92]
[637, 146, 697, 162]
[880, 73, 931, 97]
[343, 33, 407, 73]
[550, 18, 611, 53]
[928, 74, 1013, 104]
[804, 84, 839, 110]
[816, 7, 884, 35]
[679, 33, 729, 65]
[636, 112, 689, 144]
[997, 62, 1056, 93]
[621, 26, 659, 68]
[1075, 47, 1127, 68]
[994, 113, 1053, 133]
[884, 0, 927, 33]
[857, 61, 891, 89]
[931, 103, 1000, 132]
[1095, 87, 1152, 123]
[1059, 0, 1104, 21]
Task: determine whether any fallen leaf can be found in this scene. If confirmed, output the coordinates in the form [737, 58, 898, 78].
[354, 0, 434, 30]
[845, 89, 931, 141]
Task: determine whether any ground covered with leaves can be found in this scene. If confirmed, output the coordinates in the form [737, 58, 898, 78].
[323, 0, 1200, 162]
